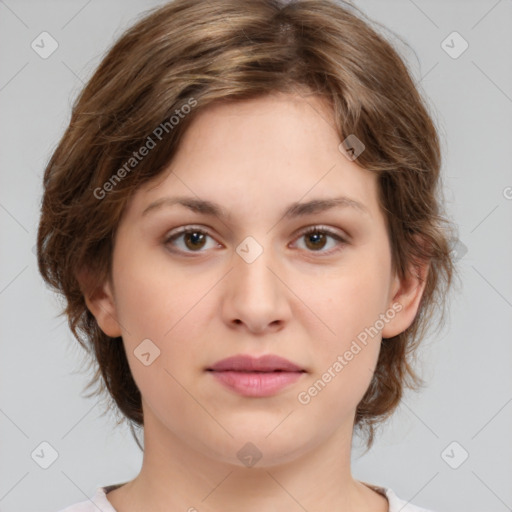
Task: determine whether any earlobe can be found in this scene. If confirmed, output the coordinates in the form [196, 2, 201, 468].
[381, 260, 429, 339]
[77, 268, 123, 338]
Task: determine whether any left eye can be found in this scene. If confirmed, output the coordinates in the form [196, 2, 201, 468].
[164, 226, 347, 255]
[292, 226, 347, 254]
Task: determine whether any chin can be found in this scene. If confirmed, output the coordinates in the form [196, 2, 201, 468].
[200, 428, 315, 469]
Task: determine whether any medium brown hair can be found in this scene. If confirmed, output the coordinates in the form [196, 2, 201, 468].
[37, 0, 459, 449]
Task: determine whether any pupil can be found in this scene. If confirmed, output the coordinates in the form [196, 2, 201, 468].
[186, 232, 205, 250]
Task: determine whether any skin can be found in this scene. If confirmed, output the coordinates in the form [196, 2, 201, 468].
[84, 91, 428, 512]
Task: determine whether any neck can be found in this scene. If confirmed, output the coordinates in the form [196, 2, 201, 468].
[106, 413, 388, 512]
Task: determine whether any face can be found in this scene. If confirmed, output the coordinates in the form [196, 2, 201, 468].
[88, 92, 424, 467]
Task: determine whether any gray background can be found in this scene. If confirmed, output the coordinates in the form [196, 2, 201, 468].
[1, 1, 511, 511]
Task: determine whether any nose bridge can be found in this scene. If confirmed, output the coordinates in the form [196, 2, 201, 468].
[223, 235, 289, 331]
[233, 236, 278, 298]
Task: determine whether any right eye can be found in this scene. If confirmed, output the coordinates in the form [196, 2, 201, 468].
[163, 225, 222, 255]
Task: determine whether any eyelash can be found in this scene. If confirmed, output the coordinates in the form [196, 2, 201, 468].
[163, 225, 348, 257]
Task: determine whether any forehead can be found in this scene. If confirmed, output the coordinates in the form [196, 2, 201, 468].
[177, 91, 337, 160]
[124, 92, 381, 223]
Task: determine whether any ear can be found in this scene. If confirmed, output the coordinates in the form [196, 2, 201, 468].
[381, 258, 430, 339]
[76, 267, 123, 338]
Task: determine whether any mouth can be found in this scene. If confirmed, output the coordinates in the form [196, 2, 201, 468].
[206, 354, 306, 397]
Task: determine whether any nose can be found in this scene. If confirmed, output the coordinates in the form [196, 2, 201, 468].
[221, 245, 291, 334]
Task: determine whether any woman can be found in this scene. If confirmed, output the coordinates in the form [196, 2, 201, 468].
[37, 0, 456, 510]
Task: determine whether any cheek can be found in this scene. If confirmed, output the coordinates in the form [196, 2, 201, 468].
[300, 257, 388, 404]
[296, 277, 384, 420]
[317, 257, 390, 346]
[114, 270, 211, 422]
[112, 246, 214, 342]
[111, 247, 217, 394]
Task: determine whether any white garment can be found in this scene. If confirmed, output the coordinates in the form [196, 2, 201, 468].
[56, 481, 437, 512]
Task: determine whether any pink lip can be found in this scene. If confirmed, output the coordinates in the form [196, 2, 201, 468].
[207, 354, 304, 372]
[206, 354, 306, 397]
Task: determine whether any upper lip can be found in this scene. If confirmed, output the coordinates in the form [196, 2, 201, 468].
[207, 354, 305, 372]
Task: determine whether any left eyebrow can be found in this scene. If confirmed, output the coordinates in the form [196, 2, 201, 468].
[141, 195, 371, 220]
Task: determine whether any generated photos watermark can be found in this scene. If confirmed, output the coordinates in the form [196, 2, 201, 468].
[93, 97, 197, 200]
[297, 302, 403, 405]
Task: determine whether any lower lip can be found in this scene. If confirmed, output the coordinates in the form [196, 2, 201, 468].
[208, 370, 304, 397]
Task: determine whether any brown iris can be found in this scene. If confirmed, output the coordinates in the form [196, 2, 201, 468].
[304, 231, 327, 251]
[184, 231, 207, 251]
